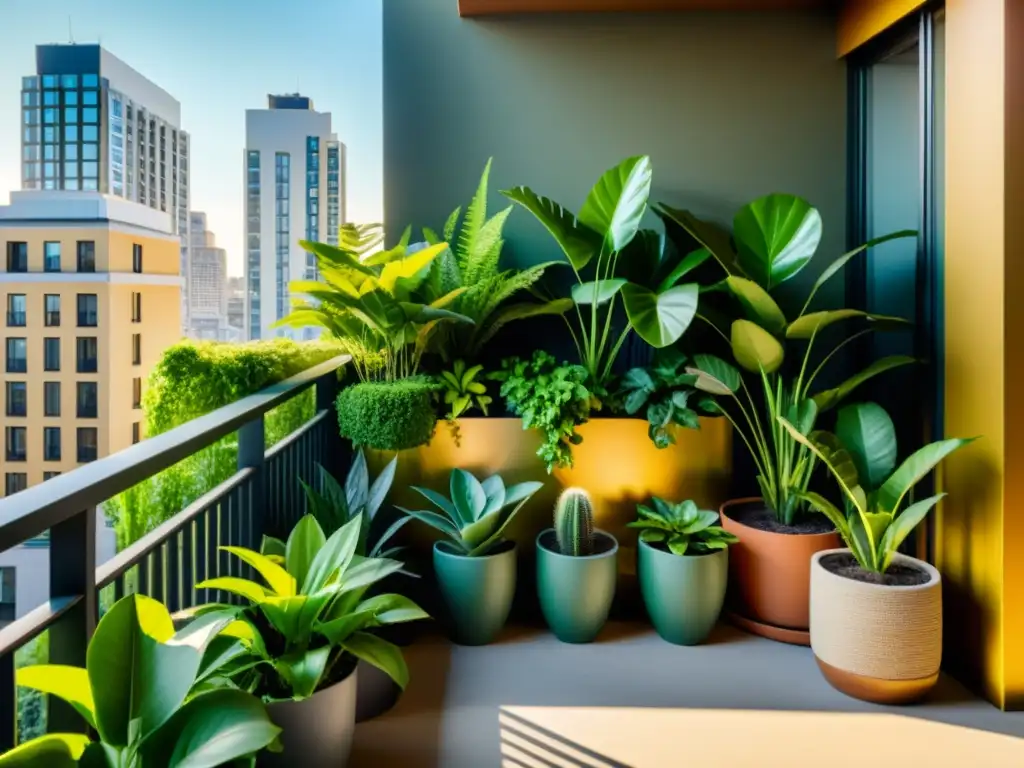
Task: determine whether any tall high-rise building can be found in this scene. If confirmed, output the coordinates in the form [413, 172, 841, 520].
[244, 94, 346, 340]
[186, 212, 237, 341]
[0, 191, 182, 494]
[20, 44, 191, 335]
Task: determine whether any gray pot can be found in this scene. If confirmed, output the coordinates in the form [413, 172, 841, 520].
[536, 529, 618, 643]
[259, 665, 358, 767]
[638, 539, 728, 646]
[355, 659, 400, 722]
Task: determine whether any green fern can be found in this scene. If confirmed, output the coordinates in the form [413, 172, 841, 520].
[455, 158, 492, 274]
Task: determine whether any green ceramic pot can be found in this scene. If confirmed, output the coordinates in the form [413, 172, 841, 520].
[638, 538, 728, 645]
[536, 529, 618, 643]
[433, 540, 517, 645]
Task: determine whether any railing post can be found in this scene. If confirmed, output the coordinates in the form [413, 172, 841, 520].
[237, 416, 266, 551]
[316, 371, 346, 482]
[48, 507, 96, 733]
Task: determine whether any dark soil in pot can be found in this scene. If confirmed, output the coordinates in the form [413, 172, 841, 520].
[819, 552, 932, 587]
[727, 500, 835, 535]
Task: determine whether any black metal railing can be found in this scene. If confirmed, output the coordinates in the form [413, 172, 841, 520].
[0, 354, 348, 749]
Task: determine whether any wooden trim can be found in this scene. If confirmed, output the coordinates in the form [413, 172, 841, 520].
[837, 0, 927, 56]
[459, 0, 829, 16]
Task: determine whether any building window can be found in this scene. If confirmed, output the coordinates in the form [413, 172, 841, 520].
[44, 381, 60, 417]
[5, 427, 26, 462]
[77, 294, 98, 326]
[247, 149, 261, 339]
[131, 292, 142, 323]
[6, 243, 27, 273]
[3, 476, 26, 499]
[43, 472, 60, 481]
[77, 382, 98, 419]
[76, 427, 98, 463]
[132, 243, 143, 273]
[44, 294, 60, 326]
[76, 337, 98, 373]
[5, 382, 26, 417]
[132, 333, 141, 365]
[77, 241, 95, 272]
[132, 377, 142, 409]
[5, 338, 27, 373]
[43, 337, 60, 372]
[6, 295, 26, 327]
[43, 241, 61, 272]
[132, 422, 141, 445]
[43, 427, 61, 462]
[275, 152, 291, 323]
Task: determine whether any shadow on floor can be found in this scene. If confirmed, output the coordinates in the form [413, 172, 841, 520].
[499, 708, 634, 768]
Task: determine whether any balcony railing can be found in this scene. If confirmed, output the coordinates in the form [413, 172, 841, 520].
[0, 354, 349, 750]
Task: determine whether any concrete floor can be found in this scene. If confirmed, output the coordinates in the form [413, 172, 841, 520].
[350, 622, 1024, 768]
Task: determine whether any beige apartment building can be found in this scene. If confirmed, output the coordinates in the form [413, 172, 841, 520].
[0, 191, 181, 496]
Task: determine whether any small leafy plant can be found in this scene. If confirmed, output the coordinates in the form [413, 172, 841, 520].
[192, 515, 429, 701]
[619, 348, 720, 449]
[335, 376, 439, 451]
[2, 594, 279, 768]
[438, 360, 493, 446]
[779, 402, 975, 574]
[554, 488, 595, 556]
[492, 350, 594, 472]
[628, 498, 738, 556]
[399, 469, 543, 556]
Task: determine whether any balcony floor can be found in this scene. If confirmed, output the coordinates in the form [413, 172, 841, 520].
[350, 622, 1024, 767]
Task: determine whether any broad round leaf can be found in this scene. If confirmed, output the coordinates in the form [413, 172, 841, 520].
[621, 283, 699, 348]
[285, 516, 327, 589]
[686, 354, 740, 395]
[342, 631, 410, 689]
[571, 279, 627, 306]
[836, 403, 897, 492]
[16, 666, 95, 730]
[877, 437, 977, 515]
[579, 155, 653, 253]
[730, 319, 784, 373]
[725, 276, 787, 335]
[732, 194, 822, 290]
[0, 734, 89, 768]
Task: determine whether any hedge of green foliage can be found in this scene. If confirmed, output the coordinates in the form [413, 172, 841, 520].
[336, 376, 439, 451]
[105, 339, 344, 548]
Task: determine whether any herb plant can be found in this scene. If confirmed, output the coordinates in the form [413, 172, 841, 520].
[3, 594, 279, 768]
[492, 351, 594, 472]
[779, 402, 975, 574]
[398, 469, 543, 556]
[437, 360, 493, 446]
[628, 498, 738, 556]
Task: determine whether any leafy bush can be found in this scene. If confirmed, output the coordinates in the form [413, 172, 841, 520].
[336, 376, 439, 451]
[629, 498, 738, 556]
[106, 339, 344, 548]
[492, 351, 593, 473]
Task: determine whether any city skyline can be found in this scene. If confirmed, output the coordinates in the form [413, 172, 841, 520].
[0, 0, 384, 276]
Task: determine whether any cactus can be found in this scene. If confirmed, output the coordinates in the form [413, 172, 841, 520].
[554, 488, 595, 556]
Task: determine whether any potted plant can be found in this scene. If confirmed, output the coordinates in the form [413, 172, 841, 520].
[192, 514, 429, 767]
[398, 469, 543, 645]
[536, 488, 618, 643]
[1, 594, 279, 767]
[779, 403, 975, 703]
[265, 450, 412, 723]
[629, 498, 738, 645]
[667, 193, 917, 643]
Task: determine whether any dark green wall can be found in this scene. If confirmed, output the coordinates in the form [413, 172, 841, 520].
[382, 2, 847, 312]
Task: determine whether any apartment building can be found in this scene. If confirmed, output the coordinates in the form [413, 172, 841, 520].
[0, 191, 181, 495]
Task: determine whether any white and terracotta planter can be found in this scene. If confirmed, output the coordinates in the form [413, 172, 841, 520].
[810, 548, 942, 704]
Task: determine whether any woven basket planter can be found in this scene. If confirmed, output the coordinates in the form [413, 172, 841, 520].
[810, 548, 942, 704]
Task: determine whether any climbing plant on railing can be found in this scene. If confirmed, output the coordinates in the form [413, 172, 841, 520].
[105, 339, 343, 548]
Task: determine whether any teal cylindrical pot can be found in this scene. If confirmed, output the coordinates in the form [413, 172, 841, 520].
[536, 529, 618, 643]
[638, 538, 728, 646]
[433, 540, 517, 645]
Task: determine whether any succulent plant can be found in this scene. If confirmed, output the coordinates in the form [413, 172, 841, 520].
[628, 498, 738, 556]
[554, 487, 595, 556]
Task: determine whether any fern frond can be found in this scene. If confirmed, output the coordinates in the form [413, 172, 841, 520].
[474, 264, 549, 320]
[425, 246, 462, 302]
[455, 158, 493, 272]
[443, 207, 462, 243]
[463, 205, 512, 285]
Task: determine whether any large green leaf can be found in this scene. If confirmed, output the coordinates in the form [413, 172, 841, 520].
[395, 507, 462, 543]
[732, 194, 822, 290]
[366, 454, 398, 520]
[458, 511, 501, 549]
[301, 515, 361, 594]
[621, 283, 699, 348]
[259, 592, 334, 645]
[835, 403, 897, 492]
[571, 279, 627, 306]
[338, 556, 405, 594]
[284, 516, 326, 589]
[501, 186, 601, 270]
[140, 688, 280, 768]
[578, 155, 653, 253]
[195, 578, 269, 605]
[451, 469, 487, 525]
[342, 632, 410, 689]
[657, 248, 712, 293]
[409, 486, 458, 519]
[0, 734, 90, 767]
[654, 204, 740, 275]
[725, 276, 787, 335]
[793, 491, 851, 544]
[220, 547, 296, 597]
[730, 319, 784, 374]
[16, 665, 95, 729]
[687, 354, 741, 395]
[877, 438, 976, 515]
[357, 593, 430, 625]
[811, 355, 916, 411]
[298, 240, 375, 276]
[273, 647, 332, 700]
[878, 493, 946, 571]
[779, 419, 863, 513]
[785, 309, 910, 339]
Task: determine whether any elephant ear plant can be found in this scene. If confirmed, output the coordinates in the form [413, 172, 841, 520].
[0, 594, 279, 768]
[779, 402, 976, 575]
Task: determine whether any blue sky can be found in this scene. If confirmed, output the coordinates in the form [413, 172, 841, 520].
[0, 0, 383, 275]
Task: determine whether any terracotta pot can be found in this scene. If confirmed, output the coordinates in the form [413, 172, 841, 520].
[811, 549, 942, 704]
[719, 498, 841, 644]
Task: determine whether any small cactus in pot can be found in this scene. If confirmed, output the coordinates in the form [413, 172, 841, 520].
[537, 487, 618, 642]
[555, 487, 595, 556]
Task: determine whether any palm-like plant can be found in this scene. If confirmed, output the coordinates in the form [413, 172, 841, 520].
[420, 158, 573, 360]
[275, 224, 473, 381]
